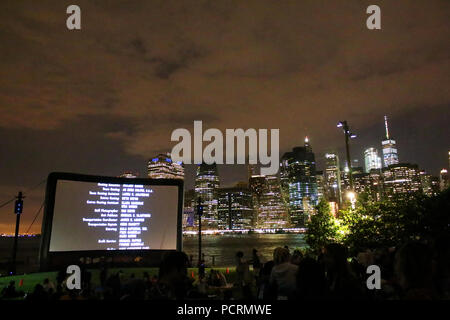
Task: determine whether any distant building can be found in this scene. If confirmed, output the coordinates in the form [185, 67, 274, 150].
[383, 163, 421, 197]
[347, 167, 366, 194]
[248, 173, 266, 225]
[347, 168, 384, 202]
[324, 153, 342, 204]
[194, 163, 220, 229]
[280, 137, 318, 227]
[419, 171, 440, 197]
[381, 116, 399, 167]
[316, 171, 325, 200]
[119, 172, 138, 178]
[217, 185, 254, 230]
[440, 169, 449, 191]
[147, 153, 184, 179]
[364, 147, 382, 173]
[366, 169, 385, 201]
[341, 166, 364, 193]
[183, 189, 196, 230]
[256, 175, 290, 229]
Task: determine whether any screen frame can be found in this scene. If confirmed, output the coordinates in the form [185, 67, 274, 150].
[39, 172, 184, 271]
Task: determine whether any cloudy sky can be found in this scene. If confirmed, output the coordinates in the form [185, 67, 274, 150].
[0, 0, 449, 233]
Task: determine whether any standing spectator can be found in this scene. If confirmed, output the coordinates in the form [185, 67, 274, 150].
[323, 243, 363, 300]
[251, 249, 262, 279]
[290, 249, 303, 266]
[269, 247, 298, 299]
[235, 251, 252, 299]
[257, 260, 275, 300]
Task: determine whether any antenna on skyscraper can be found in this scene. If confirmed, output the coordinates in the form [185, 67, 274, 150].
[384, 115, 390, 140]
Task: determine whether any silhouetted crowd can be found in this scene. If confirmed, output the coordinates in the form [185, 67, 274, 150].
[1, 239, 449, 300]
[242, 240, 450, 300]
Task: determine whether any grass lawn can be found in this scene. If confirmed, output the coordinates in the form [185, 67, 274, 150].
[0, 267, 240, 294]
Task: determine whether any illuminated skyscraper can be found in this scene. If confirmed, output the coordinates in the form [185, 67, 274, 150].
[194, 163, 220, 228]
[381, 116, 399, 167]
[324, 153, 342, 204]
[183, 189, 196, 230]
[316, 171, 325, 199]
[147, 153, 184, 179]
[280, 137, 318, 227]
[368, 169, 384, 201]
[364, 147, 382, 173]
[440, 169, 449, 191]
[256, 175, 290, 229]
[419, 171, 439, 197]
[344, 166, 365, 193]
[248, 171, 266, 224]
[218, 185, 254, 230]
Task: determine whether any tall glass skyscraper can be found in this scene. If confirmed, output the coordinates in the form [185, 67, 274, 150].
[194, 163, 220, 229]
[218, 185, 254, 230]
[256, 175, 290, 229]
[364, 147, 382, 173]
[381, 116, 399, 167]
[280, 137, 318, 227]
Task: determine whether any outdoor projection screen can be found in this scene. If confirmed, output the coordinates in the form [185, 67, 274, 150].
[40, 173, 183, 269]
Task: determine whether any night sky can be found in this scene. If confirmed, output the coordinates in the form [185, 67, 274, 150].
[0, 0, 449, 233]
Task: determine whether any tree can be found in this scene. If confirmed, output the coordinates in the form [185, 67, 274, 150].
[339, 189, 450, 254]
[305, 198, 341, 251]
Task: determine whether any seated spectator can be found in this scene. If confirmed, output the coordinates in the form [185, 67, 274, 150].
[207, 269, 227, 287]
[2, 281, 19, 299]
[43, 278, 55, 293]
[121, 275, 146, 300]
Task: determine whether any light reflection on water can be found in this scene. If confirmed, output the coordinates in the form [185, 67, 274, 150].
[182, 233, 306, 266]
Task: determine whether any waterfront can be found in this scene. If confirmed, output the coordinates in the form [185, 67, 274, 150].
[0, 233, 306, 273]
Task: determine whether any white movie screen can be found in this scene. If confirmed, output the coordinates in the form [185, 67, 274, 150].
[48, 180, 179, 252]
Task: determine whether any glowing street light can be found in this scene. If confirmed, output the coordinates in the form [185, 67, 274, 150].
[337, 120, 357, 190]
[346, 191, 356, 209]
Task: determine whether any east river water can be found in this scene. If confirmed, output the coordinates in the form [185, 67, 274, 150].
[182, 233, 306, 266]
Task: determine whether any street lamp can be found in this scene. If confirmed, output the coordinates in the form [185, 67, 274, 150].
[337, 120, 357, 190]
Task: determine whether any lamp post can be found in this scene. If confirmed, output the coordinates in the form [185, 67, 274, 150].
[337, 121, 357, 190]
[11, 191, 24, 275]
[197, 197, 203, 267]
